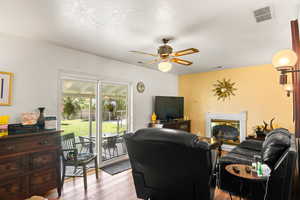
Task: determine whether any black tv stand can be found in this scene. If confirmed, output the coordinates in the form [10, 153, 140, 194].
[149, 120, 191, 132]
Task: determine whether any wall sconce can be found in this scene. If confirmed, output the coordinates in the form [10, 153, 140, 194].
[283, 83, 293, 97]
[272, 49, 299, 97]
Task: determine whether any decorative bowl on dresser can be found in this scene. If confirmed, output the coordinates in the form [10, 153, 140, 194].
[0, 130, 62, 200]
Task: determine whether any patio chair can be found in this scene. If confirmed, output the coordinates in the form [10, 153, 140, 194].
[61, 133, 99, 190]
[78, 136, 95, 153]
[102, 136, 118, 159]
[116, 131, 129, 155]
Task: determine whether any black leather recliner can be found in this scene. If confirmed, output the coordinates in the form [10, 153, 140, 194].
[219, 128, 297, 200]
[124, 128, 216, 200]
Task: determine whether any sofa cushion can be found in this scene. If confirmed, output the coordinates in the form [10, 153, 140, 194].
[230, 146, 260, 158]
[238, 139, 263, 151]
[219, 152, 252, 165]
[261, 128, 291, 169]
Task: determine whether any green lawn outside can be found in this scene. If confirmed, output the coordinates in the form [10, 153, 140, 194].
[61, 119, 126, 137]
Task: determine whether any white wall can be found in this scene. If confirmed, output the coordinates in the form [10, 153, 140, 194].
[0, 34, 178, 130]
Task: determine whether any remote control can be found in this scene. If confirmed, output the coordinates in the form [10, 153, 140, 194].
[245, 166, 251, 174]
[233, 166, 240, 174]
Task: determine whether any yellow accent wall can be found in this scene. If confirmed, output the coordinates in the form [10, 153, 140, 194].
[179, 64, 294, 136]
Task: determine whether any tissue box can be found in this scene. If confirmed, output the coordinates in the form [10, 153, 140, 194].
[45, 116, 57, 130]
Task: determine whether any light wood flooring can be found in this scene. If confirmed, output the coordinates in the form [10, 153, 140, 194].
[46, 169, 240, 200]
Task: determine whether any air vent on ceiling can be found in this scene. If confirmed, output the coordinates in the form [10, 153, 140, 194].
[213, 66, 224, 70]
[253, 6, 272, 23]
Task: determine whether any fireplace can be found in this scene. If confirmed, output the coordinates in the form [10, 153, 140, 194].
[212, 119, 240, 145]
[206, 111, 247, 151]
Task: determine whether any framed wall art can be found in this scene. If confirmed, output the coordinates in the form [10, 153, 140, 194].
[0, 72, 13, 106]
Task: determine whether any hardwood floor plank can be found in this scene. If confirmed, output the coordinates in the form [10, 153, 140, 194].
[46, 169, 238, 200]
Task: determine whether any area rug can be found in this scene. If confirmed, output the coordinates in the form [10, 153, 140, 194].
[101, 160, 131, 175]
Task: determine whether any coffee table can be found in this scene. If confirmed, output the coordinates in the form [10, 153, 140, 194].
[226, 164, 267, 181]
[225, 164, 267, 200]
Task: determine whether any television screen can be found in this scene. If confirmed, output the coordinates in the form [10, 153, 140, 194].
[154, 96, 184, 121]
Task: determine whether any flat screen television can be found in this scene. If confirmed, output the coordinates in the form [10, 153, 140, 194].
[154, 96, 184, 121]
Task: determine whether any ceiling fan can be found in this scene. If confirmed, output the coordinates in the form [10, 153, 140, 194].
[130, 38, 199, 72]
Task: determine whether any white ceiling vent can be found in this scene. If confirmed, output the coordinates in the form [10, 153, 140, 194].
[253, 6, 272, 23]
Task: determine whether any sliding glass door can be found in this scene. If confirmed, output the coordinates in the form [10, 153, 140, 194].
[100, 82, 129, 162]
[60, 77, 131, 166]
[61, 79, 97, 154]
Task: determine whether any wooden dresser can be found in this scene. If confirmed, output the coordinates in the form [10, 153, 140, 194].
[0, 130, 61, 200]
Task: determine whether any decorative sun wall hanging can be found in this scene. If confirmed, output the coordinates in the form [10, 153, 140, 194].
[212, 79, 237, 101]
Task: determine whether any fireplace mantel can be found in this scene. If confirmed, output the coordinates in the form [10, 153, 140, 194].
[205, 111, 247, 150]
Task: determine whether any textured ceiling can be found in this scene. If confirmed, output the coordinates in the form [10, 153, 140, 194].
[62, 79, 127, 97]
[0, 0, 299, 74]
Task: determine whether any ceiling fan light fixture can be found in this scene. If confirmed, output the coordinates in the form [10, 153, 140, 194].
[130, 39, 199, 69]
[158, 62, 172, 72]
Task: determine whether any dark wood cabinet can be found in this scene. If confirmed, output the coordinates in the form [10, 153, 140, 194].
[0, 130, 61, 200]
[0, 176, 27, 200]
[162, 120, 191, 132]
[149, 120, 191, 132]
[0, 156, 25, 180]
[30, 168, 58, 195]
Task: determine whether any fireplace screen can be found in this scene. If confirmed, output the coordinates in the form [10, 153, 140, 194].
[211, 119, 240, 145]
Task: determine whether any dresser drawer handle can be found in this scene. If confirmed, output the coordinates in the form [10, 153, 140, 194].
[6, 164, 12, 170]
[6, 146, 15, 151]
[39, 140, 49, 145]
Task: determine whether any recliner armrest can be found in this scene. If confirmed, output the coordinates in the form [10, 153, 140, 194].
[238, 139, 263, 151]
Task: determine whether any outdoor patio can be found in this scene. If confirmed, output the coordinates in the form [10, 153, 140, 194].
[61, 79, 129, 163]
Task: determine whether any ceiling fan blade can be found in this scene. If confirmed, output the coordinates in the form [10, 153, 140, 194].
[170, 58, 193, 66]
[172, 48, 199, 57]
[129, 50, 157, 57]
[139, 58, 162, 65]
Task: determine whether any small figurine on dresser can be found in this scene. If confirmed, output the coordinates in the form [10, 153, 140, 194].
[150, 112, 163, 128]
[151, 112, 157, 123]
[37, 107, 46, 129]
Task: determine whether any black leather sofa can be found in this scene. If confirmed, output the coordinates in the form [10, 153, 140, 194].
[124, 128, 216, 200]
[219, 128, 297, 200]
